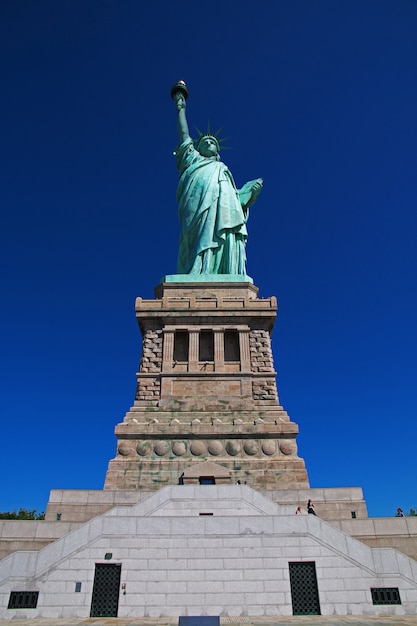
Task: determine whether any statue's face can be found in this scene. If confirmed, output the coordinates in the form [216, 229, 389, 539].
[198, 136, 219, 157]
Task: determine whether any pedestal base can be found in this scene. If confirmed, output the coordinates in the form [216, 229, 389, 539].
[104, 282, 309, 491]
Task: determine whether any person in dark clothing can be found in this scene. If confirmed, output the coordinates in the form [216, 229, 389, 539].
[307, 499, 316, 515]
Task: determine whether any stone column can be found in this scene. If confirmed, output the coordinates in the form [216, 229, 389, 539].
[162, 330, 174, 372]
[214, 330, 225, 372]
[189, 330, 199, 372]
[239, 329, 251, 372]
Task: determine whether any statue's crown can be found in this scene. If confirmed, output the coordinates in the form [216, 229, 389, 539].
[195, 123, 229, 153]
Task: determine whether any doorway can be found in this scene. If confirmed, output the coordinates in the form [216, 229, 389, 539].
[90, 563, 121, 617]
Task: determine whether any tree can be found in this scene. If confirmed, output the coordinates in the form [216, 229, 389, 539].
[0, 508, 45, 520]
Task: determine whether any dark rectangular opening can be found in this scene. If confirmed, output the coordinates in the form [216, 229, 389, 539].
[8, 591, 39, 609]
[174, 331, 189, 362]
[199, 331, 214, 362]
[179, 617, 220, 626]
[199, 476, 215, 485]
[371, 587, 401, 605]
[289, 561, 321, 615]
[224, 330, 240, 361]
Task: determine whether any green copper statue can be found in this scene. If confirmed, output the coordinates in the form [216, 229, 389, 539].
[172, 81, 263, 276]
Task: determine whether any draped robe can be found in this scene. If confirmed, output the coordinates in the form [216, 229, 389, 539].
[175, 137, 249, 275]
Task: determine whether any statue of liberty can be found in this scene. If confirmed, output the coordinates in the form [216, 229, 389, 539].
[172, 81, 263, 276]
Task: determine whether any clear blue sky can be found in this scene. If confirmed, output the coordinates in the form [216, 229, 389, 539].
[1, 0, 416, 518]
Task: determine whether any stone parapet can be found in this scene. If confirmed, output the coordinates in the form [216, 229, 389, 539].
[137, 282, 277, 327]
[0, 520, 82, 559]
[5, 487, 416, 564]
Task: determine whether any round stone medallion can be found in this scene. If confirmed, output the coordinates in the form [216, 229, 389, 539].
[208, 440, 223, 456]
[153, 441, 170, 456]
[136, 441, 151, 456]
[190, 441, 206, 456]
[261, 440, 276, 456]
[117, 443, 134, 457]
[279, 440, 296, 455]
[226, 441, 241, 456]
[243, 440, 258, 456]
[172, 441, 186, 456]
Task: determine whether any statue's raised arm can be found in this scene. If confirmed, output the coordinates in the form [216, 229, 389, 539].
[171, 81, 262, 277]
[171, 82, 190, 145]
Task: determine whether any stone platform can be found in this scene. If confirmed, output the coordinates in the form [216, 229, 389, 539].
[2, 486, 417, 620]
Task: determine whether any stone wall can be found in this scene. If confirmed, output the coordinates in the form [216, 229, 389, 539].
[139, 328, 163, 373]
[249, 330, 274, 372]
[135, 376, 160, 402]
[252, 379, 278, 401]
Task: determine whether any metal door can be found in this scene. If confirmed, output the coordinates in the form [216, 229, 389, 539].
[289, 561, 321, 615]
[90, 563, 121, 617]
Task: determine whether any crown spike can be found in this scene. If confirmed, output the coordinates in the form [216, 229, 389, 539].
[194, 124, 204, 137]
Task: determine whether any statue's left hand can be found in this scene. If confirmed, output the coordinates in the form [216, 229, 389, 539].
[249, 179, 263, 205]
[238, 178, 263, 209]
[251, 179, 263, 193]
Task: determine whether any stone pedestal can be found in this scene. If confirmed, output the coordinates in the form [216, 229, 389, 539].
[104, 281, 309, 491]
